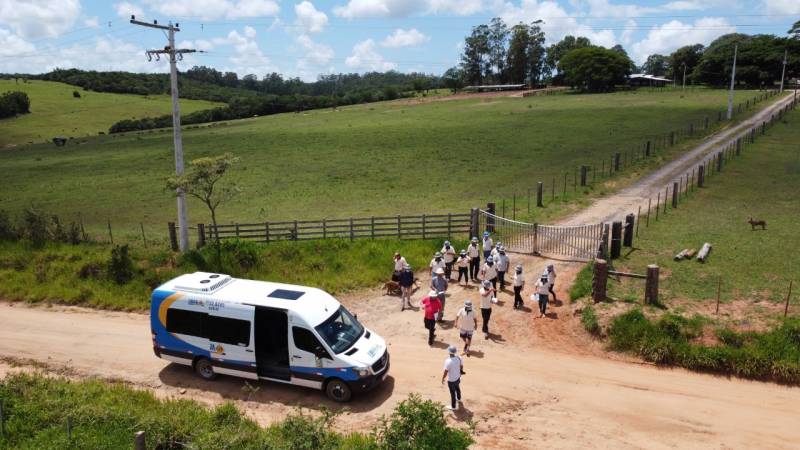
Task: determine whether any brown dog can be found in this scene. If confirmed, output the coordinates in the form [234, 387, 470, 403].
[383, 280, 401, 295]
[748, 217, 766, 230]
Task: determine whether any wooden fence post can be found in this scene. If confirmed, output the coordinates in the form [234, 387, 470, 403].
[786, 281, 794, 318]
[716, 278, 721, 315]
[422, 214, 427, 240]
[614, 153, 621, 172]
[141, 223, 148, 248]
[645, 265, 659, 305]
[623, 214, 634, 247]
[349, 217, 354, 241]
[470, 208, 478, 239]
[265, 221, 270, 243]
[580, 165, 588, 186]
[397, 215, 401, 238]
[704, 116, 709, 130]
[322, 219, 326, 239]
[371, 216, 375, 239]
[655, 193, 660, 220]
[697, 164, 705, 188]
[563, 173, 567, 197]
[135, 431, 146, 450]
[670, 131, 675, 146]
[447, 213, 452, 240]
[636, 205, 641, 237]
[646, 140, 651, 157]
[197, 223, 205, 247]
[168, 222, 178, 251]
[736, 138, 741, 156]
[646, 198, 651, 227]
[293, 220, 298, 241]
[610, 221, 622, 259]
[536, 182, 543, 207]
[235, 223, 240, 238]
[672, 182, 679, 208]
[512, 194, 516, 220]
[592, 259, 608, 303]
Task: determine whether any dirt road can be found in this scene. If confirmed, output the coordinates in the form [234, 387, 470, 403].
[1, 93, 797, 449]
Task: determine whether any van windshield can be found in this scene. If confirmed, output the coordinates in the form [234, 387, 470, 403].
[315, 306, 364, 354]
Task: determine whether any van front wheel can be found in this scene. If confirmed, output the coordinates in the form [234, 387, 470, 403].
[325, 378, 352, 402]
[194, 358, 217, 380]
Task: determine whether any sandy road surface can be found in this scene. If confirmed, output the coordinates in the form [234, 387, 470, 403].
[1, 93, 798, 449]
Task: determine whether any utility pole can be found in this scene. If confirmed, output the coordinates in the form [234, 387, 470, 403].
[130, 16, 196, 252]
[779, 48, 787, 93]
[727, 43, 738, 120]
[682, 63, 686, 91]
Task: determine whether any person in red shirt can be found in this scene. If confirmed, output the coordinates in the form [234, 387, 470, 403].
[421, 290, 442, 346]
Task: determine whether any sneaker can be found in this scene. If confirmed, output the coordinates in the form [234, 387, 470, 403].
[445, 406, 457, 411]
[484, 333, 489, 340]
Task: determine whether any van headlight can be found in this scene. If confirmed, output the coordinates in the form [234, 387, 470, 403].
[353, 367, 370, 378]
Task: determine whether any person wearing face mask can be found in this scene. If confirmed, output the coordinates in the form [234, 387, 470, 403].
[482, 231, 493, 259]
[494, 246, 510, 290]
[535, 273, 550, 318]
[441, 240, 457, 280]
[431, 268, 448, 322]
[479, 255, 498, 292]
[479, 280, 497, 339]
[455, 300, 478, 356]
[429, 252, 445, 277]
[513, 264, 525, 310]
[455, 250, 470, 286]
[392, 252, 407, 282]
[467, 237, 481, 282]
[491, 241, 503, 260]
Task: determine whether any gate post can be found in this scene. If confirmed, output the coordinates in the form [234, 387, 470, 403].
[613, 153, 621, 172]
[697, 164, 705, 188]
[645, 264, 660, 305]
[197, 223, 206, 247]
[610, 221, 622, 259]
[470, 208, 479, 239]
[533, 223, 539, 255]
[536, 182, 543, 207]
[623, 214, 634, 247]
[580, 166, 588, 186]
[672, 182, 679, 208]
[592, 259, 608, 303]
[598, 223, 610, 259]
[486, 202, 495, 233]
[645, 140, 651, 157]
[716, 151, 723, 173]
[736, 138, 741, 156]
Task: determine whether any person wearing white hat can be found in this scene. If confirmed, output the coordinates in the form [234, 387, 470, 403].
[455, 300, 478, 356]
[441, 344, 464, 411]
[431, 267, 448, 322]
[546, 264, 557, 301]
[535, 273, 550, 318]
[441, 241, 457, 280]
[479, 280, 498, 339]
[392, 252, 407, 282]
[491, 241, 503, 260]
[467, 237, 481, 282]
[513, 264, 525, 310]
[429, 252, 445, 277]
[455, 250, 470, 286]
[398, 263, 415, 311]
[482, 231, 493, 259]
[421, 290, 442, 345]
[495, 246, 510, 290]
[479, 255, 498, 292]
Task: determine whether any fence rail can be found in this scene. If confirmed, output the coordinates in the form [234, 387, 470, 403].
[199, 213, 472, 244]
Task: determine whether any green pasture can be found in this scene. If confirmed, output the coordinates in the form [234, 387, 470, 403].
[0, 87, 779, 238]
[609, 108, 800, 307]
[0, 80, 222, 146]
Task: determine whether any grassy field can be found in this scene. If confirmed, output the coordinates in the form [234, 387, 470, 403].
[607, 108, 800, 314]
[0, 88, 776, 238]
[0, 373, 471, 449]
[0, 80, 222, 147]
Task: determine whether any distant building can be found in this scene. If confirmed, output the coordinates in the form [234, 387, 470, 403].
[628, 74, 671, 88]
[462, 84, 526, 92]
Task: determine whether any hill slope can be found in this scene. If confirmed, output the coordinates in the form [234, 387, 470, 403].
[0, 80, 222, 146]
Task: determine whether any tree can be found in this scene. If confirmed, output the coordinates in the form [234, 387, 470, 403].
[412, 77, 429, 94]
[692, 34, 796, 87]
[488, 17, 509, 83]
[667, 44, 704, 83]
[526, 22, 547, 86]
[505, 23, 530, 84]
[559, 46, 633, 92]
[545, 35, 591, 84]
[461, 24, 491, 85]
[166, 154, 240, 261]
[789, 20, 800, 40]
[442, 67, 465, 92]
[641, 54, 669, 76]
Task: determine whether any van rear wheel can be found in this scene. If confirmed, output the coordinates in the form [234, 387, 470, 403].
[195, 358, 217, 380]
[325, 378, 352, 402]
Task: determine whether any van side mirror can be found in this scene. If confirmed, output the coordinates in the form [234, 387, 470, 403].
[314, 345, 330, 360]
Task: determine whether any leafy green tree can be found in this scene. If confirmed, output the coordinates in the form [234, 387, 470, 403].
[505, 23, 530, 84]
[641, 54, 669, 76]
[442, 67, 465, 92]
[488, 17, 509, 83]
[789, 20, 800, 40]
[559, 46, 633, 92]
[545, 35, 592, 84]
[526, 22, 547, 85]
[667, 44, 704, 83]
[693, 34, 797, 87]
[461, 24, 491, 85]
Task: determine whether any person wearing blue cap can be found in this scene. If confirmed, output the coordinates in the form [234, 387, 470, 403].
[467, 237, 481, 282]
[441, 344, 464, 411]
[482, 231, 493, 259]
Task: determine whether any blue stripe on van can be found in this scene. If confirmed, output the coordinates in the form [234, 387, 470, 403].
[150, 289, 211, 361]
[290, 365, 359, 381]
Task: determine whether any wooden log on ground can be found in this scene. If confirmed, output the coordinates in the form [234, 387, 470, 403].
[674, 249, 689, 260]
[685, 249, 696, 259]
[697, 243, 712, 263]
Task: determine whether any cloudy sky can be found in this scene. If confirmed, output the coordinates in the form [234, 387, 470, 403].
[0, 0, 797, 81]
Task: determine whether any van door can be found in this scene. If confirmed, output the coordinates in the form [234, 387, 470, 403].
[254, 307, 291, 380]
[206, 303, 258, 380]
[290, 326, 334, 389]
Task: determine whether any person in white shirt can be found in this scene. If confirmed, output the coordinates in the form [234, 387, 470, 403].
[441, 345, 464, 411]
[546, 264, 557, 301]
[491, 241, 503, 260]
[479, 256, 498, 291]
[392, 252, 406, 281]
[482, 232, 493, 259]
[535, 273, 550, 318]
[494, 246, 510, 290]
[467, 237, 481, 282]
[429, 252, 445, 277]
[455, 300, 478, 356]
[512, 264, 525, 310]
[455, 250, 470, 286]
[441, 241, 457, 280]
[479, 280, 497, 339]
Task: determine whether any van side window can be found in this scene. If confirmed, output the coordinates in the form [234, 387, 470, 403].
[207, 316, 251, 346]
[166, 308, 207, 337]
[293, 327, 330, 359]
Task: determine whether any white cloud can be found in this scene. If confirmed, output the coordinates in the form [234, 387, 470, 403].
[243, 25, 257, 38]
[630, 17, 736, 64]
[211, 28, 275, 75]
[578, 0, 659, 18]
[0, 28, 36, 58]
[84, 17, 100, 28]
[495, 0, 618, 47]
[662, 1, 706, 11]
[141, 0, 279, 20]
[0, 0, 81, 38]
[382, 28, 429, 47]
[296, 34, 334, 65]
[345, 39, 396, 71]
[295, 1, 329, 34]
[114, 2, 144, 19]
[334, 0, 482, 18]
[762, 0, 800, 14]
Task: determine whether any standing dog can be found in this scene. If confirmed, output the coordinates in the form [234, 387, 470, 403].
[748, 217, 766, 230]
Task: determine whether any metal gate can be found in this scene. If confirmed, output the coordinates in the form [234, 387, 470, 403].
[477, 209, 604, 260]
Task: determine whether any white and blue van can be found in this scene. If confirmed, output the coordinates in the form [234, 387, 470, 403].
[150, 272, 389, 402]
